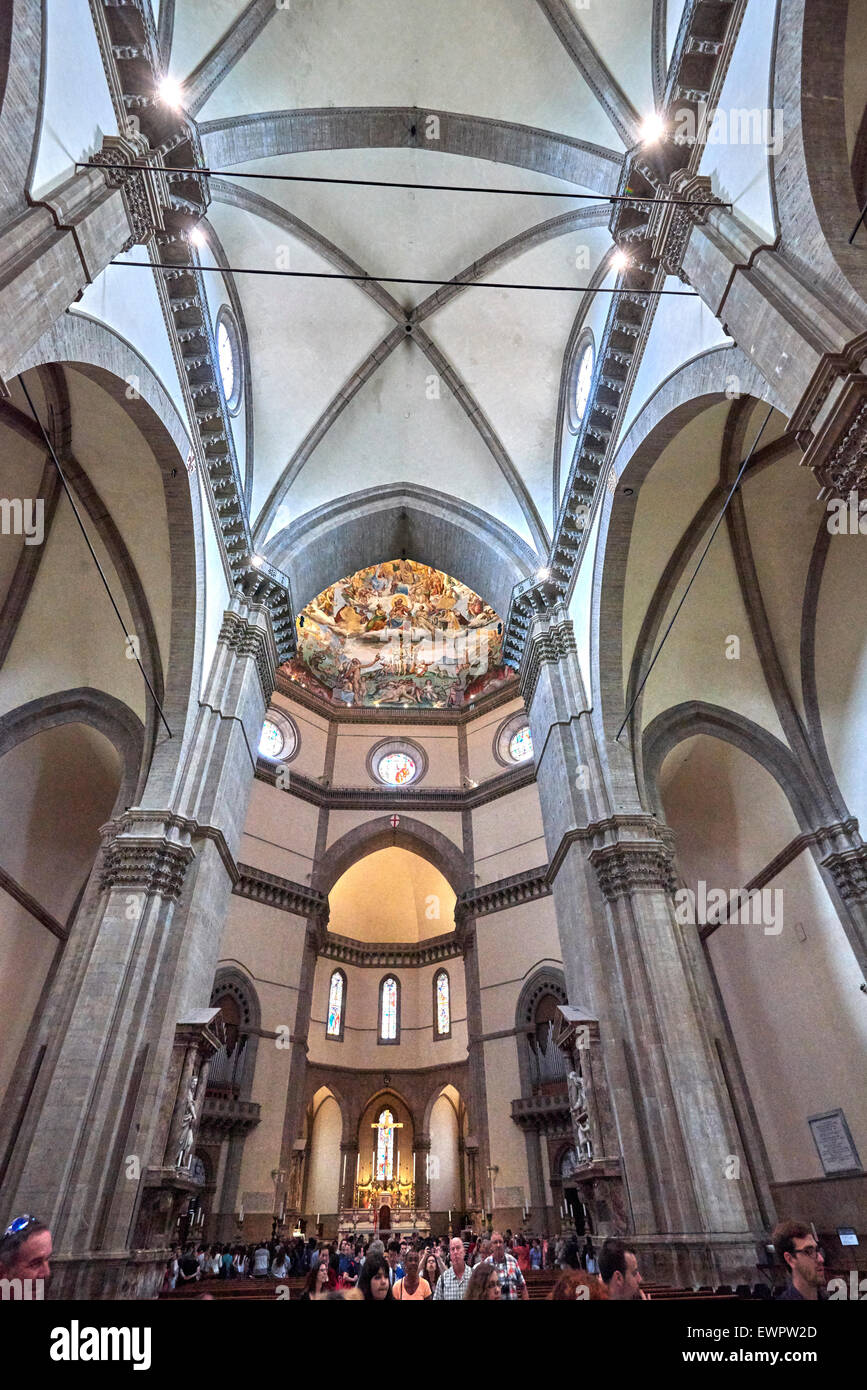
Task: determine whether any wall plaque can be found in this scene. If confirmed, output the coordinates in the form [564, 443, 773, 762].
[808, 1109, 862, 1176]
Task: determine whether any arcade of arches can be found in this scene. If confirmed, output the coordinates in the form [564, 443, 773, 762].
[0, 0, 866, 1300]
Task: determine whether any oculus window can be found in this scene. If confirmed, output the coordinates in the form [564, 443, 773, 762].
[368, 737, 427, 787]
[567, 330, 596, 433]
[216, 306, 243, 415]
[494, 712, 535, 766]
[258, 709, 298, 764]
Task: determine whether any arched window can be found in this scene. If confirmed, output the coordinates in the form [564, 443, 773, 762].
[379, 975, 400, 1044]
[433, 969, 451, 1040]
[375, 1108, 396, 1180]
[326, 969, 346, 1041]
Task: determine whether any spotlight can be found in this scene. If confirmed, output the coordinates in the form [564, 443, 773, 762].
[639, 113, 667, 145]
[536, 566, 551, 582]
[611, 249, 631, 273]
[250, 554, 265, 569]
[157, 76, 185, 111]
[188, 226, 207, 248]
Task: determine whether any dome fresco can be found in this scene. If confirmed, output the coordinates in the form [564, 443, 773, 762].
[281, 559, 516, 707]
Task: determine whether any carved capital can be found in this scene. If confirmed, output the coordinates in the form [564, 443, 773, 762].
[821, 846, 867, 901]
[521, 611, 578, 707]
[91, 133, 169, 249]
[100, 837, 194, 900]
[218, 608, 278, 704]
[590, 841, 676, 901]
[798, 371, 867, 498]
[648, 171, 722, 282]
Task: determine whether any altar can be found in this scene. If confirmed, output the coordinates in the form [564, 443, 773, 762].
[338, 1206, 431, 1238]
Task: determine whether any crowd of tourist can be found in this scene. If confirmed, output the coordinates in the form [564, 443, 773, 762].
[0, 1215, 831, 1303]
[141, 1220, 828, 1302]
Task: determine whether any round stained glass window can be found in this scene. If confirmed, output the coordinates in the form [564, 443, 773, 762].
[216, 307, 242, 414]
[574, 342, 594, 422]
[509, 725, 534, 762]
[377, 751, 417, 786]
[259, 719, 284, 760]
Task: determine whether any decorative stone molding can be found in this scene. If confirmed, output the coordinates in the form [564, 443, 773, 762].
[274, 667, 519, 723]
[320, 933, 462, 969]
[458, 866, 551, 918]
[218, 608, 278, 705]
[799, 374, 867, 499]
[88, 0, 297, 659]
[647, 171, 722, 281]
[90, 132, 169, 250]
[99, 838, 194, 900]
[504, 0, 747, 673]
[256, 761, 536, 811]
[510, 1092, 571, 1138]
[521, 613, 578, 707]
[590, 841, 677, 901]
[234, 861, 328, 921]
[100, 808, 239, 886]
[199, 1094, 261, 1141]
[821, 846, 867, 901]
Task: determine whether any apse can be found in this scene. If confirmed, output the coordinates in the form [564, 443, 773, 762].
[328, 847, 456, 944]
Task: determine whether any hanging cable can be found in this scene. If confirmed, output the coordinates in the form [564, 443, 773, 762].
[19, 378, 173, 738]
[109, 259, 699, 295]
[76, 160, 732, 207]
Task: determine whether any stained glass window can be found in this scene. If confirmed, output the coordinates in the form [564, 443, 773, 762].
[376, 1108, 395, 1180]
[326, 970, 344, 1037]
[380, 976, 398, 1040]
[217, 318, 235, 403]
[377, 751, 416, 785]
[435, 971, 450, 1036]
[509, 725, 533, 762]
[258, 718, 284, 760]
[574, 342, 594, 422]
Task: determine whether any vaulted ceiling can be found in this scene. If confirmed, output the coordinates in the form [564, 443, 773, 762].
[163, 0, 679, 570]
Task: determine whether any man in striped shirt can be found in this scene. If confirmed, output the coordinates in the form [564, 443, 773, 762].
[432, 1235, 471, 1299]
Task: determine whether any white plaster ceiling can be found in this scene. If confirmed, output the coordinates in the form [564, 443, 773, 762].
[166, 0, 669, 564]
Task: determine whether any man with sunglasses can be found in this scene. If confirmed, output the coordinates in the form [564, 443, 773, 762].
[772, 1220, 827, 1301]
[0, 1215, 52, 1292]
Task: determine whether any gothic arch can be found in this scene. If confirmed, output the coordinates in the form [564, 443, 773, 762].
[771, 0, 867, 317]
[592, 347, 779, 751]
[209, 965, 262, 1101]
[314, 814, 469, 897]
[514, 967, 568, 1098]
[642, 703, 833, 836]
[263, 484, 536, 625]
[12, 314, 205, 769]
[0, 686, 145, 813]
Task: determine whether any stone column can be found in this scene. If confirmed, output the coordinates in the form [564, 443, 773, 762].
[279, 916, 325, 1189]
[413, 1137, 431, 1211]
[0, 596, 276, 1298]
[523, 1126, 547, 1223]
[457, 913, 492, 1217]
[340, 1141, 359, 1213]
[523, 597, 764, 1286]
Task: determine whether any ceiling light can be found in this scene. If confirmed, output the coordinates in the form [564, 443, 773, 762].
[611, 249, 631, 273]
[536, 566, 551, 582]
[250, 554, 265, 569]
[188, 226, 206, 248]
[157, 76, 185, 111]
[639, 113, 667, 145]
